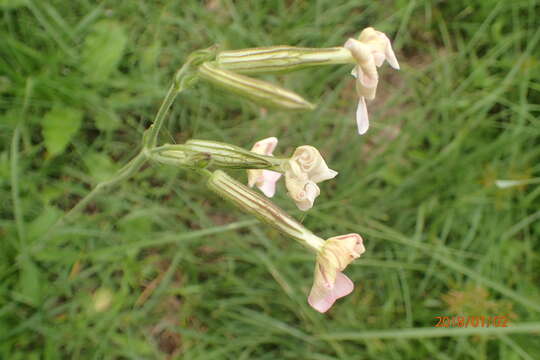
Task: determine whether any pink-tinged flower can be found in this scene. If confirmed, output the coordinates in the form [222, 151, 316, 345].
[343, 27, 399, 135]
[308, 233, 366, 313]
[291, 146, 338, 183]
[247, 139, 337, 210]
[284, 165, 321, 211]
[247, 137, 282, 197]
[284, 146, 337, 211]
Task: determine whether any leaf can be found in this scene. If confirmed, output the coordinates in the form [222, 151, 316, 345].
[42, 106, 83, 156]
[81, 20, 128, 83]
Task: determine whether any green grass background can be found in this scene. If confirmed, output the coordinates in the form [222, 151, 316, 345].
[1, 0, 540, 358]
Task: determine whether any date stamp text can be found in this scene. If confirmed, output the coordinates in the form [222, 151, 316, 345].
[434, 316, 510, 328]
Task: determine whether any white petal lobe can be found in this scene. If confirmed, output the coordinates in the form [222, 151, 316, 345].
[356, 97, 370, 135]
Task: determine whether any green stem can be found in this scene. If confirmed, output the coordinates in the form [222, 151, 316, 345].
[63, 152, 148, 221]
[31, 152, 148, 255]
[146, 83, 181, 149]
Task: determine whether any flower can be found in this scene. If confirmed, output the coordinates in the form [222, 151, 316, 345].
[247, 137, 283, 197]
[284, 146, 337, 211]
[308, 233, 366, 313]
[343, 27, 399, 135]
[247, 139, 337, 210]
[290, 146, 338, 183]
[284, 162, 321, 211]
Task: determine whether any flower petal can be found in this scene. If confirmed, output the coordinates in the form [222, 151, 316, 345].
[258, 170, 282, 197]
[251, 136, 278, 156]
[333, 272, 354, 299]
[308, 271, 354, 313]
[356, 97, 370, 135]
[378, 33, 400, 70]
[372, 51, 385, 67]
[310, 168, 338, 183]
[247, 169, 262, 188]
[290, 146, 338, 184]
[295, 182, 320, 211]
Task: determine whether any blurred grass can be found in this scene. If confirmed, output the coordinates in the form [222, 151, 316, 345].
[1, 0, 540, 358]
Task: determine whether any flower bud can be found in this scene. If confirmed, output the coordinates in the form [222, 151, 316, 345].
[216, 46, 354, 74]
[308, 233, 365, 313]
[185, 139, 284, 169]
[198, 62, 315, 110]
[151, 146, 211, 168]
[207, 170, 324, 251]
[154, 140, 286, 170]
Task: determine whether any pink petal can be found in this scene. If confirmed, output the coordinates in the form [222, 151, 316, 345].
[308, 272, 354, 313]
[356, 97, 370, 135]
[258, 170, 282, 197]
[333, 272, 354, 298]
[263, 137, 278, 156]
[251, 137, 278, 156]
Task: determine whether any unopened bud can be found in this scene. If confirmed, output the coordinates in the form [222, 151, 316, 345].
[216, 46, 354, 74]
[207, 170, 324, 251]
[198, 62, 315, 110]
[185, 139, 285, 169]
[154, 140, 286, 170]
[151, 145, 211, 168]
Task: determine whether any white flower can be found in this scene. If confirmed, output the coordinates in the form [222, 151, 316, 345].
[284, 161, 321, 211]
[247, 139, 337, 210]
[247, 137, 282, 197]
[344, 27, 399, 135]
[284, 147, 337, 211]
[308, 233, 366, 313]
[290, 146, 338, 183]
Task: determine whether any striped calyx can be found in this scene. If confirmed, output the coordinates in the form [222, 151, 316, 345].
[198, 62, 315, 110]
[207, 170, 325, 251]
[216, 46, 354, 74]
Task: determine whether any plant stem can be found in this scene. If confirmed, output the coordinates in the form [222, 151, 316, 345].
[35, 79, 184, 246]
[63, 152, 148, 221]
[61, 65, 194, 223]
[146, 83, 181, 149]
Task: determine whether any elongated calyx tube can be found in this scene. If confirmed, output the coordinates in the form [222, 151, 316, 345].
[207, 170, 324, 251]
[216, 46, 354, 74]
[198, 62, 315, 110]
[154, 140, 286, 170]
[185, 139, 285, 169]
